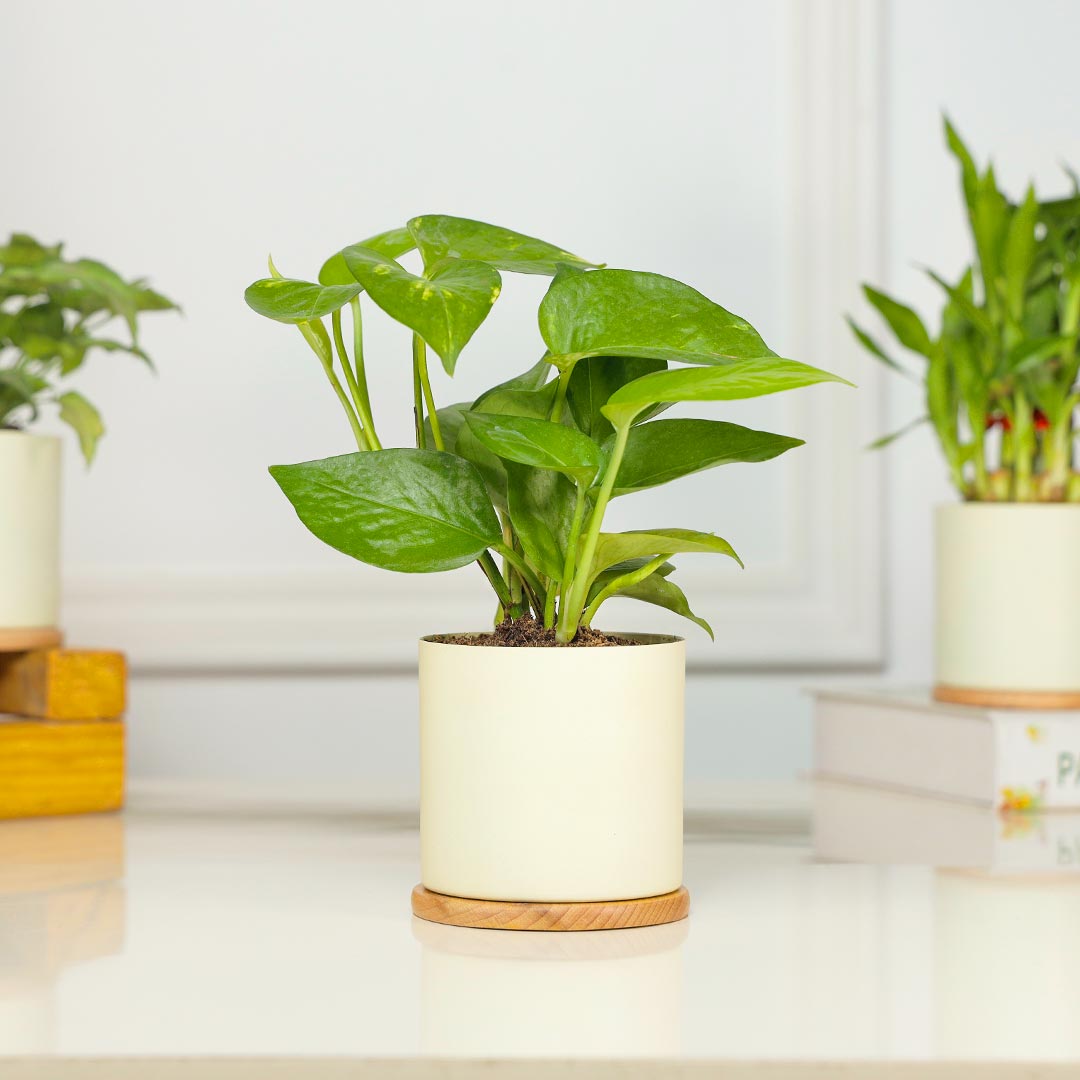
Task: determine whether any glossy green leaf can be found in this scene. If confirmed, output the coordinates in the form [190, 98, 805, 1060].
[0, 370, 49, 422]
[944, 116, 978, 210]
[589, 528, 742, 580]
[471, 357, 553, 410]
[465, 412, 601, 485]
[601, 357, 852, 427]
[608, 572, 714, 639]
[604, 418, 803, 496]
[862, 286, 933, 358]
[341, 245, 500, 373]
[506, 464, 576, 581]
[269, 448, 500, 573]
[244, 277, 362, 323]
[57, 390, 104, 465]
[587, 558, 675, 600]
[539, 269, 776, 367]
[566, 355, 666, 438]
[1003, 186, 1038, 321]
[470, 381, 559, 420]
[318, 227, 416, 286]
[407, 215, 598, 276]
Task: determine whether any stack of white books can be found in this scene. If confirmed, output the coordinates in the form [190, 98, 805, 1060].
[811, 688, 1080, 872]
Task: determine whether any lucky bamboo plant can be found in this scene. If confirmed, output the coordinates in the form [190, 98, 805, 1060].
[850, 119, 1080, 501]
[0, 233, 177, 462]
[246, 216, 848, 643]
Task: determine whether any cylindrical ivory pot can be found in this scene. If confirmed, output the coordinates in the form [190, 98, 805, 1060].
[0, 432, 60, 634]
[419, 634, 685, 903]
[935, 503, 1080, 706]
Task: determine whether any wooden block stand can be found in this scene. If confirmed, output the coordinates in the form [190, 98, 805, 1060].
[0, 640, 127, 820]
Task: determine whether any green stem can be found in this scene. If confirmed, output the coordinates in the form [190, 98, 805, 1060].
[549, 366, 573, 423]
[413, 335, 444, 451]
[500, 514, 523, 614]
[551, 483, 588, 630]
[331, 309, 377, 451]
[298, 320, 366, 453]
[1013, 392, 1035, 501]
[478, 551, 513, 612]
[494, 543, 546, 613]
[412, 337, 427, 449]
[968, 406, 989, 500]
[349, 299, 381, 450]
[556, 421, 630, 642]
[582, 554, 670, 627]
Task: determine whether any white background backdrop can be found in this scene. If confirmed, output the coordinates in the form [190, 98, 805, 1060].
[5, 0, 1079, 789]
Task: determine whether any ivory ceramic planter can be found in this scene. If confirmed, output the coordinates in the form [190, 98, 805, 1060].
[935, 503, 1080, 707]
[0, 432, 61, 647]
[418, 633, 685, 909]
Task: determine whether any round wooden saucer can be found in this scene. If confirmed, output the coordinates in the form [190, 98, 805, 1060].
[411, 884, 690, 932]
[934, 684, 1080, 709]
[0, 627, 62, 652]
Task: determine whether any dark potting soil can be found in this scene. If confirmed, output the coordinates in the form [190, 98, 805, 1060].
[432, 614, 641, 648]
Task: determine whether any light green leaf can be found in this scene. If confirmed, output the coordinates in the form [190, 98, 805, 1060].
[862, 286, 933, 358]
[244, 277, 361, 323]
[269, 448, 500, 573]
[1007, 335, 1076, 374]
[342, 245, 500, 373]
[944, 116, 979, 210]
[465, 412, 601, 485]
[868, 414, 928, 450]
[539, 268, 777, 367]
[589, 528, 742, 581]
[57, 390, 105, 465]
[408, 215, 598, 276]
[505, 464, 576, 581]
[605, 572, 714, 639]
[1003, 185, 1038, 322]
[566, 355, 667, 438]
[845, 315, 919, 381]
[604, 418, 803, 496]
[471, 357, 553, 410]
[318, 227, 416, 286]
[601, 357, 852, 427]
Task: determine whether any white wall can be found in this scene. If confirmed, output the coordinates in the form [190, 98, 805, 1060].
[6, 0, 1078, 788]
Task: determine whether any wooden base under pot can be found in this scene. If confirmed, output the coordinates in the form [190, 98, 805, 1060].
[0, 627, 62, 652]
[934, 684, 1080, 710]
[411, 884, 690, 932]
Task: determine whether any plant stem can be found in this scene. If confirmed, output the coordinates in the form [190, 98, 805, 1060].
[412, 337, 427, 449]
[331, 309, 377, 451]
[349, 299, 382, 450]
[500, 514, 523, 616]
[413, 335, 444, 451]
[494, 542, 546, 614]
[550, 483, 588, 630]
[582, 554, 670, 627]
[556, 421, 630, 642]
[478, 551, 513, 612]
[298, 320, 366, 453]
[549, 366, 573, 423]
[1013, 392, 1035, 501]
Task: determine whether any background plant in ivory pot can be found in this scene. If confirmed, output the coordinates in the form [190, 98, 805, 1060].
[246, 216, 849, 644]
[0, 234, 178, 463]
[850, 119, 1080, 502]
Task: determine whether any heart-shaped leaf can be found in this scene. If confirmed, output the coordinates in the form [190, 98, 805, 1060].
[244, 278, 362, 323]
[601, 358, 852, 427]
[465, 412, 601, 485]
[57, 390, 104, 465]
[604, 418, 804, 496]
[566, 355, 666, 437]
[506, 464, 576, 581]
[342, 245, 500, 374]
[269, 448, 500, 573]
[589, 528, 742, 580]
[539, 269, 777, 367]
[408, 215, 599, 276]
[318, 227, 417, 286]
[472, 357, 553, 410]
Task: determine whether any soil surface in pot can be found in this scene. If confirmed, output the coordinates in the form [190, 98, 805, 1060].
[431, 614, 641, 648]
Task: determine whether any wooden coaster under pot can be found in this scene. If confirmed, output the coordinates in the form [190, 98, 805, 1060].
[934, 684, 1080, 709]
[411, 884, 690, 932]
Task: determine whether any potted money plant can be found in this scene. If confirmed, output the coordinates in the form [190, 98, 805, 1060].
[851, 121, 1080, 708]
[0, 234, 176, 648]
[247, 216, 848, 929]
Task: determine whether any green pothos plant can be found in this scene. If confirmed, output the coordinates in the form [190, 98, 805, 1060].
[0, 234, 177, 462]
[850, 119, 1080, 501]
[246, 216, 849, 643]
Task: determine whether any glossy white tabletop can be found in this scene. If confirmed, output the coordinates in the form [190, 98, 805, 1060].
[1, 780, 1078, 1076]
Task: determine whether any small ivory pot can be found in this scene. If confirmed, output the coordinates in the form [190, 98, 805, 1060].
[419, 633, 685, 904]
[935, 503, 1080, 707]
[0, 432, 61, 644]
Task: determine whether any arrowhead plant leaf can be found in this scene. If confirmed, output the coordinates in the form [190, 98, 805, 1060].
[341, 244, 500, 373]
